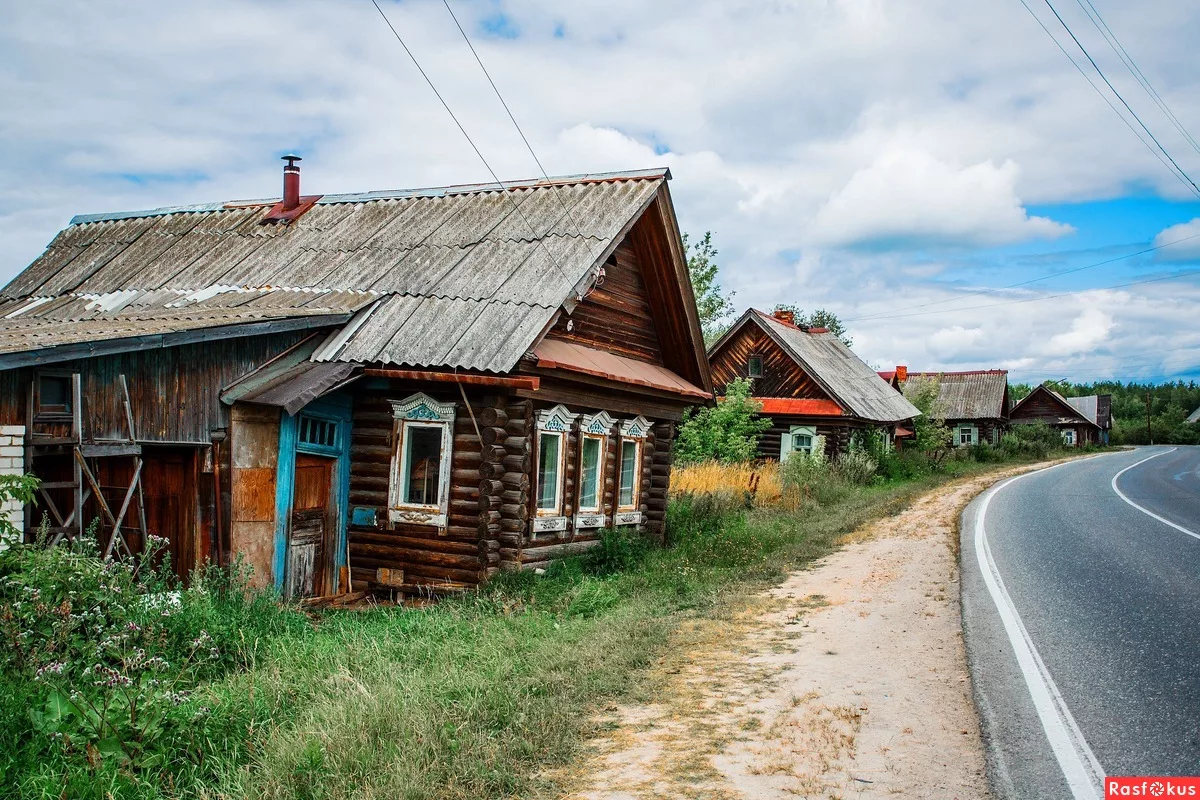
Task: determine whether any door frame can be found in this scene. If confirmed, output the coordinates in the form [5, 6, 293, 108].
[271, 393, 352, 596]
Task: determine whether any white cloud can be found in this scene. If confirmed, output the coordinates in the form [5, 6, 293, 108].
[1153, 218, 1200, 261]
[1039, 307, 1113, 357]
[809, 149, 1072, 247]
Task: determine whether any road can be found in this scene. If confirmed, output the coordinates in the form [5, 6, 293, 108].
[961, 447, 1200, 799]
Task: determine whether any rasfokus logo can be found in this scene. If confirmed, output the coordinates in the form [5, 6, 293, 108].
[1107, 777, 1200, 797]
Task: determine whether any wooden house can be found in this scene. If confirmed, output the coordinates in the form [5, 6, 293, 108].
[1008, 384, 1107, 447]
[899, 370, 1010, 447]
[707, 308, 919, 459]
[0, 161, 712, 596]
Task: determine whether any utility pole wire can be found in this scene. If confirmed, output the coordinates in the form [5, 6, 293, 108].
[367, 0, 575, 286]
[844, 231, 1200, 323]
[1039, 0, 1200, 196]
[1014, 0, 1200, 199]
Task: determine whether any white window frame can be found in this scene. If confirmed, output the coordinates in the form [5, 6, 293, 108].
[388, 393, 456, 528]
[957, 425, 978, 447]
[614, 416, 649, 525]
[532, 405, 578, 534]
[574, 410, 615, 529]
[1062, 428, 1076, 446]
[780, 425, 817, 460]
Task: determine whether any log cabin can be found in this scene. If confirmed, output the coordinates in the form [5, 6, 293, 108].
[898, 370, 1011, 447]
[0, 159, 713, 596]
[1008, 384, 1107, 447]
[707, 308, 919, 459]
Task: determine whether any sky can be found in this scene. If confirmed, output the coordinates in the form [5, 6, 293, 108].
[3, 0, 1200, 385]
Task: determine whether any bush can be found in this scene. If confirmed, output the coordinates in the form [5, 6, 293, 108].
[1008, 421, 1063, 459]
[779, 449, 851, 507]
[834, 448, 878, 485]
[583, 527, 654, 576]
[675, 378, 771, 465]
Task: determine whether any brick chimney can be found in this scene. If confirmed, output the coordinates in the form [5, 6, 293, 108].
[896, 365, 908, 382]
[282, 154, 301, 210]
[772, 308, 795, 326]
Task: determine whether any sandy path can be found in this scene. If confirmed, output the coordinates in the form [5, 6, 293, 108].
[567, 464, 1059, 800]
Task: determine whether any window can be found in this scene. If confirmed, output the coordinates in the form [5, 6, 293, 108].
[618, 438, 640, 509]
[957, 425, 977, 447]
[37, 373, 72, 417]
[388, 393, 456, 526]
[1062, 429, 1076, 446]
[747, 355, 763, 378]
[578, 436, 604, 512]
[533, 405, 578, 532]
[298, 414, 338, 453]
[780, 425, 817, 460]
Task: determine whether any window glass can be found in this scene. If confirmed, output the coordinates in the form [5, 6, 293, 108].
[404, 426, 443, 506]
[537, 432, 561, 511]
[39, 375, 71, 414]
[792, 433, 813, 453]
[618, 439, 638, 507]
[579, 436, 602, 510]
[748, 355, 763, 378]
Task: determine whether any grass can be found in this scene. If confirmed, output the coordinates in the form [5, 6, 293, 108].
[2, 454, 1069, 800]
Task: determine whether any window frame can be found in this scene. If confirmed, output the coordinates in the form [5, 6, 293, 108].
[617, 437, 642, 511]
[614, 416, 650, 525]
[957, 425, 978, 447]
[747, 354, 764, 379]
[576, 433, 606, 514]
[296, 412, 340, 457]
[780, 425, 817, 460]
[574, 410, 615, 529]
[35, 371, 74, 420]
[532, 405, 579, 534]
[1062, 428, 1076, 446]
[387, 393, 456, 528]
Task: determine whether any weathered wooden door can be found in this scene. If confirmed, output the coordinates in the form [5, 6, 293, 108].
[286, 453, 334, 598]
[141, 449, 197, 582]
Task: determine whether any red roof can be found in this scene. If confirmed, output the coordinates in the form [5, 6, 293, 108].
[878, 370, 896, 381]
[905, 369, 1008, 377]
[533, 339, 712, 400]
[755, 397, 844, 416]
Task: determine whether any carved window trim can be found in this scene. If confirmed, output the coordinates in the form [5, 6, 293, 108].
[535, 405, 578, 524]
[388, 393, 456, 527]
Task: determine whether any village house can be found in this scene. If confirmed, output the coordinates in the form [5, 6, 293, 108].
[707, 308, 919, 459]
[1009, 384, 1110, 446]
[894, 369, 1011, 447]
[0, 159, 713, 597]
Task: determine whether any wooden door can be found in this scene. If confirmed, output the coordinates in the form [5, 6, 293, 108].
[141, 449, 197, 581]
[287, 453, 334, 598]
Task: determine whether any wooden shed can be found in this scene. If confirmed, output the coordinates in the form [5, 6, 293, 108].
[1008, 384, 1106, 447]
[899, 370, 1011, 447]
[0, 162, 712, 597]
[707, 308, 919, 459]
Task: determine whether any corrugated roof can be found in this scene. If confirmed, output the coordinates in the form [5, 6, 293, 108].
[903, 370, 1008, 420]
[1064, 395, 1099, 426]
[723, 310, 919, 423]
[1187, 406, 1200, 424]
[2, 169, 667, 372]
[756, 398, 844, 417]
[532, 339, 710, 400]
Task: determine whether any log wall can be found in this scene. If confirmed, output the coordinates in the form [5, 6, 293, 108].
[709, 322, 833, 400]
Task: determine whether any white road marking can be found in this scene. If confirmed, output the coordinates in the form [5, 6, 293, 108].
[1111, 448, 1200, 542]
[975, 462, 1107, 800]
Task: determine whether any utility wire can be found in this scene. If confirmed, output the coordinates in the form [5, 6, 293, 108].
[1038, 0, 1200, 196]
[1074, 0, 1200, 158]
[1015, 0, 1200, 199]
[844, 231, 1200, 322]
[441, 0, 598, 259]
[367, 0, 575, 285]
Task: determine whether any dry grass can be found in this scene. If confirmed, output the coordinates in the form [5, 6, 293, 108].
[671, 461, 783, 507]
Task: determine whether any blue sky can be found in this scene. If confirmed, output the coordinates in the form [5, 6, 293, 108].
[2, 0, 1200, 384]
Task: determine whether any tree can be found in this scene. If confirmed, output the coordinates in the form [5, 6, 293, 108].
[674, 378, 771, 465]
[683, 231, 736, 345]
[902, 377, 952, 458]
[772, 304, 853, 348]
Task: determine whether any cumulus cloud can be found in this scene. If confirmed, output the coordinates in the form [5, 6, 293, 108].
[1152, 218, 1200, 261]
[809, 149, 1072, 247]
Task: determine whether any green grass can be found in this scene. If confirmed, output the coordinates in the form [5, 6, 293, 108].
[2, 455, 1062, 800]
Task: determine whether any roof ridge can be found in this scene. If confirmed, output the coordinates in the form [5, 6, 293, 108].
[69, 167, 670, 226]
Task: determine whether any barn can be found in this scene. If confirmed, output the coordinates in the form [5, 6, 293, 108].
[0, 160, 712, 597]
[707, 308, 919, 459]
[1008, 384, 1107, 447]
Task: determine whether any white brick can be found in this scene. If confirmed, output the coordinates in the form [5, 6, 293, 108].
[0, 426, 25, 436]
[0, 446, 23, 458]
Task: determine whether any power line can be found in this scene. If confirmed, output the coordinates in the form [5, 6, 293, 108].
[440, 0, 596, 254]
[844, 231, 1200, 323]
[1014, 0, 1200, 198]
[367, 0, 575, 285]
[1038, 0, 1200, 196]
[1074, 0, 1200, 158]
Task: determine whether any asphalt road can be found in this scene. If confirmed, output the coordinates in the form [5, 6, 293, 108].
[961, 447, 1200, 799]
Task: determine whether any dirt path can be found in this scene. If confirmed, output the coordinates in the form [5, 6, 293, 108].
[567, 464, 1059, 800]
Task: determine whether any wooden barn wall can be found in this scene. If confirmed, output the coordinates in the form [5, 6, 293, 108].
[345, 383, 530, 592]
[757, 416, 865, 460]
[0, 331, 308, 440]
[229, 403, 281, 590]
[947, 418, 1006, 445]
[710, 324, 832, 400]
[546, 239, 664, 365]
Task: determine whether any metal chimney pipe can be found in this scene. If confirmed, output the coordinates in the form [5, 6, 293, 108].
[282, 154, 302, 210]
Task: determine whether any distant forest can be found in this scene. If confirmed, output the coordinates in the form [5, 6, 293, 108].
[1010, 381, 1200, 445]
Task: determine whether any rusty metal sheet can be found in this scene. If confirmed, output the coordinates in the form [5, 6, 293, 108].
[533, 339, 710, 400]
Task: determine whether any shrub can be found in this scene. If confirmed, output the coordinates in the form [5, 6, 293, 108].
[1009, 421, 1063, 459]
[902, 378, 953, 458]
[779, 448, 851, 507]
[834, 448, 878, 485]
[584, 527, 653, 577]
[674, 378, 771, 465]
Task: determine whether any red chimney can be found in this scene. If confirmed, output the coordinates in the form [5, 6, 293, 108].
[896, 365, 908, 382]
[773, 308, 795, 326]
[282, 154, 301, 210]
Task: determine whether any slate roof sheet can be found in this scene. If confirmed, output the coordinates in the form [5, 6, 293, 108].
[903, 370, 1009, 420]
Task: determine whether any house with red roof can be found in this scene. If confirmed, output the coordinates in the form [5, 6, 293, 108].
[707, 308, 919, 460]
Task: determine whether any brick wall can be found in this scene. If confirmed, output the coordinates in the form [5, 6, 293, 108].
[0, 424, 25, 549]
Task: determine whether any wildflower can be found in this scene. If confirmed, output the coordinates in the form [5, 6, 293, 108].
[34, 661, 65, 680]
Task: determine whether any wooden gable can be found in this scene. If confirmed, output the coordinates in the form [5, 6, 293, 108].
[1010, 385, 1093, 427]
[709, 318, 836, 403]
